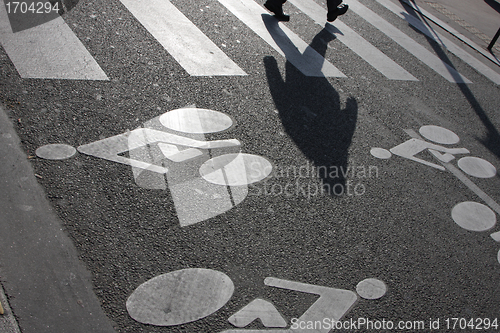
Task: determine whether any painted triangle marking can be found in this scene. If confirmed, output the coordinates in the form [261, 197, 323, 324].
[228, 298, 287, 328]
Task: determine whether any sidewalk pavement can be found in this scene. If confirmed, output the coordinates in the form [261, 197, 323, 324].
[0, 1, 498, 332]
[0, 105, 116, 333]
[408, 0, 500, 54]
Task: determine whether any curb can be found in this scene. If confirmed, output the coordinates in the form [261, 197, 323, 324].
[423, 1, 500, 53]
[402, 0, 500, 67]
[0, 284, 22, 333]
[0, 104, 117, 333]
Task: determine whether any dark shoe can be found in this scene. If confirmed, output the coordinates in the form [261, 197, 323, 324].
[264, 0, 290, 21]
[327, 3, 348, 22]
[274, 13, 290, 21]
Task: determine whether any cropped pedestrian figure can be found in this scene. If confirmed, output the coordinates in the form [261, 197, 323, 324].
[264, 0, 290, 21]
[326, 0, 349, 22]
[264, 0, 348, 22]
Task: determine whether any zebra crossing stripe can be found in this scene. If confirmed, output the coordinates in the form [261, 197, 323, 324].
[118, 0, 246, 76]
[375, 0, 500, 85]
[217, 0, 346, 77]
[348, 0, 471, 83]
[288, 0, 418, 81]
[0, 3, 108, 80]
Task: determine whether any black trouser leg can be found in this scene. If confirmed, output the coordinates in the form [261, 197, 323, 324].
[264, 0, 290, 21]
[327, 0, 348, 22]
[327, 0, 342, 11]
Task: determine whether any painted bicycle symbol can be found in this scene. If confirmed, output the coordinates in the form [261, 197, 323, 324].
[36, 108, 273, 226]
[125, 268, 387, 332]
[371, 125, 500, 262]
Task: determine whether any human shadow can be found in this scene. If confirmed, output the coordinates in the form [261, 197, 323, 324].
[401, 1, 500, 161]
[263, 15, 358, 196]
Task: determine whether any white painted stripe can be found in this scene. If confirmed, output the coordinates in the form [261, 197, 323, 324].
[348, 0, 471, 83]
[288, 0, 417, 81]
[375, 0, 500, 85]
[0, 4, 108, 80]
[400, 0, 500, 67]
[217, 0, 346, 77]
[119, 0, 246, 76]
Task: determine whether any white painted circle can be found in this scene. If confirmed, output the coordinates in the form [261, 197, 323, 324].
[126, 268, 234, 326]
[200, 153, 272, 186]
[451, 201, 496, 232]
[419, 125, 459, 145]
[159, 108, 233, 133]
[370, 147, 392, 159]
[356, 278, 387, 300]
[457, 157, 497, 178]
[35, 144, 76, 160]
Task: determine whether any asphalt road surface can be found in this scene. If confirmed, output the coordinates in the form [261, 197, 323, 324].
[1, 0, 500, 332]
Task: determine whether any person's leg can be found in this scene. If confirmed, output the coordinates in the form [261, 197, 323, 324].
[327, 0, 348, 22]
[264, 0, 290, 21]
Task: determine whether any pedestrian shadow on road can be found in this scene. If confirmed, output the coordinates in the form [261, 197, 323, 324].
[263, 15, 358, 196]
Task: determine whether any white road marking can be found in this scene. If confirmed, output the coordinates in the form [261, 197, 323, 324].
[126, 268, 234, 326]
[167, 171, 248, 227]
[228, 298, 287, 328]
[0, 3, 108, 80]
[264, 277, 358, 332]
[356, 278, 387, 300]
[199, 153, 272, 186]
[78, 112, 238, 226]
[370, 147, 392, 159]
[36, 144, 77, 160]
[419, 125, 460, 144]
[490, 231, 500, 242]
[452, 202, 496, 232]
[221, 277, 367, 333]
[217, 0, 346, 77]
[119, 0, 246, 76]
[288, 0, 417, 81]
[457, 157, 497, 178]
[375, 0, 500, 84]
[160, 108, 234, 134]
[405, 129, 500, 216]
[390, 137, 469, 171]
[158, 143, 203, 162]
[445, 163, 500, 216]
[348, 0, 471, 83]
[75, 108, 274, 227]
[128, 271, 385, 330]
